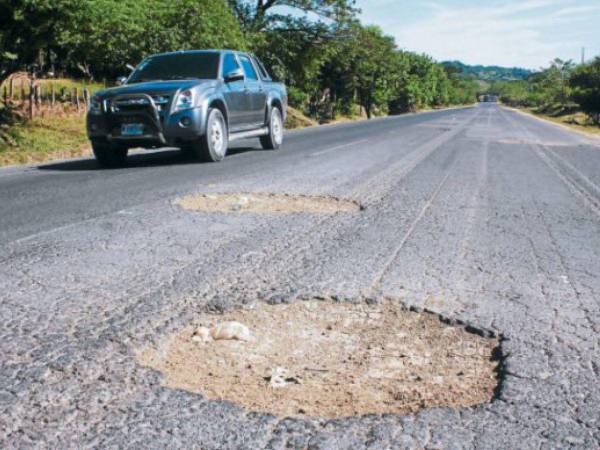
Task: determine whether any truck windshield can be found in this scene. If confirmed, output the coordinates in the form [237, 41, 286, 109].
[128, 53, 220, 83]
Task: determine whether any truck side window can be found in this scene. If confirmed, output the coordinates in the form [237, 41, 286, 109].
[253, 56, 270, 80]
[239, 56, 258, 81]
[222, 53, 240, 77]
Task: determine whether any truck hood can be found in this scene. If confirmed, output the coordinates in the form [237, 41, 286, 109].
[96, 79, 218, 97]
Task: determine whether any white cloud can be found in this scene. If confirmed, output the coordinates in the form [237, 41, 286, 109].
[359, 0, 600, 68]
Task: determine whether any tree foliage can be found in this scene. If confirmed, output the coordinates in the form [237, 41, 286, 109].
[241, 5, 478, 119]
[227, 0, 357, 33]
[0, 0, 246, 80]
[489, 57, 600, 124]
[1, 0, 478, 120]
[570, 58, 600, 124]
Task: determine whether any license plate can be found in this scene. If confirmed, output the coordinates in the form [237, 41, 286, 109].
[121, 123, 144, 136]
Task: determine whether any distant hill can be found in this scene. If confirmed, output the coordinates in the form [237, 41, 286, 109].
[442, 61, 533, 81]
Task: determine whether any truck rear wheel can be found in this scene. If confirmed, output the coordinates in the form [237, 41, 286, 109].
[193, 108, 228, 162]
[260, 107, 283, 150]
[92, 140, 128, 168]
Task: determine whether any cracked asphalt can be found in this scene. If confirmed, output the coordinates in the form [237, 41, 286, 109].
[1, 104, 599, 449]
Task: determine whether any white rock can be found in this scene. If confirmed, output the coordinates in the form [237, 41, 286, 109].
[192, 326, 213, 343]
[210, 321, 253, 342]
[268, 367, 301, 388]
[269, 367, 291, 388]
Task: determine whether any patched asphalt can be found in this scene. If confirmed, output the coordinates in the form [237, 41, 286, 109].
[1, 104, 599, 448]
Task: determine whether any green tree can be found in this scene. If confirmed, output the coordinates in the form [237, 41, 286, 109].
[1, 0, 247, 81]
[61, 0, 247, 79]
[227, 0, 357, 33]
[528, 58, 574, 111]
[350, 25, 397, 118]
[570, 57, 600, 124]
[0, 0, 79, 80]
[233, 1, 358, 119]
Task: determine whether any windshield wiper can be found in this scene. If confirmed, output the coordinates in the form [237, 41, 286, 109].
[128, 78, 163, 84]
[165, 76, 200, 80]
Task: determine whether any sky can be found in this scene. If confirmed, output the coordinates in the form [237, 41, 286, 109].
[356, 0, 600, 69]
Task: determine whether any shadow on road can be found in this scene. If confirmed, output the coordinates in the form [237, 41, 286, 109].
[37, 146, 257, 172]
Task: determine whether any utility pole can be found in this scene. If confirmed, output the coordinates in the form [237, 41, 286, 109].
[581, 47, 585, 65]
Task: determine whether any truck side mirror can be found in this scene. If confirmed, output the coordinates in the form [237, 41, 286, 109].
[225, 68, 245, 83]
[116, 76, 127, 86]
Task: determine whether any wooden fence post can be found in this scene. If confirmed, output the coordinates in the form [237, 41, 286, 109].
[28, 80, 35, 119]
[35, 85, 41, 108]
[83, 88, 90, 109]
[9, 78, 14, 100]
[74, 87, 80, 112]
[51, 83, 56, 106]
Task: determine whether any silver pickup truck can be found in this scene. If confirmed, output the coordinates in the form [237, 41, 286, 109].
[87, 50, 287, 167]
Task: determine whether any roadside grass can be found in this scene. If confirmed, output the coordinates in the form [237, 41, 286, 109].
[285, 106, 318, 129]
[0, 114, 90, 166]
[38, 78, 106, 93]
[530, 110, 600, 136]
[0, 76, 106, 98]
[522, 107, 600, 138]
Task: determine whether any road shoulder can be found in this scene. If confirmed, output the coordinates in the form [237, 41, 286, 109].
[502, 105, 600, 142]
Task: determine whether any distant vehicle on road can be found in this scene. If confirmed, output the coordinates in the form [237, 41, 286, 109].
[481, 94, 498, 103]
[86, 50, 287, 167]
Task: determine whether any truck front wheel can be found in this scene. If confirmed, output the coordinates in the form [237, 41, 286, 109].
[193, 108, 228, 162]
[92, 140, 128, 168]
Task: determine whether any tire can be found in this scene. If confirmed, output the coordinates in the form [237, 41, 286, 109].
[191, 108, 228, 162]
[260, 107, 283, 150]
[92, 140, 128, 168]
[179, 144, 195, 159]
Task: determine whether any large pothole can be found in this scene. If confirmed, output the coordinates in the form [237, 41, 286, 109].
[138, 299, 501, 418]
[174, 193, 361, 214]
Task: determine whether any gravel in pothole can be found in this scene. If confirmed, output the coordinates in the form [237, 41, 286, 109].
[173, 193, 361, 214]
[137, 299, 500, 418]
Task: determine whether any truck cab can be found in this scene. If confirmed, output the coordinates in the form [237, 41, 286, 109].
[87, 50, 287, 167]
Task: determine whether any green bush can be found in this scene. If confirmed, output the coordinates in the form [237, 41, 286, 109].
[570, 58, 600, 124]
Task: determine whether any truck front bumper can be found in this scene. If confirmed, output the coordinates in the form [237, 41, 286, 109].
[87, 95, 208, 147]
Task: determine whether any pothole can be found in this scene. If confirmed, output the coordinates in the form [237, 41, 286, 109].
[137, 299, 501, 418]
[174, 193, 361, 214]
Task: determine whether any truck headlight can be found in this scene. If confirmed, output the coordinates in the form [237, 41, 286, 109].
[173, 89, 195, 112]
[89, 96, 102, 114]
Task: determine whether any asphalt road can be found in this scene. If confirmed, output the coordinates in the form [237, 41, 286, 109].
[1, 104, 599, 448]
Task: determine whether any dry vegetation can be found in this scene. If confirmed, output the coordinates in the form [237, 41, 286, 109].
[527, 109, 600, 137]
[0, 114, 90, 166]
